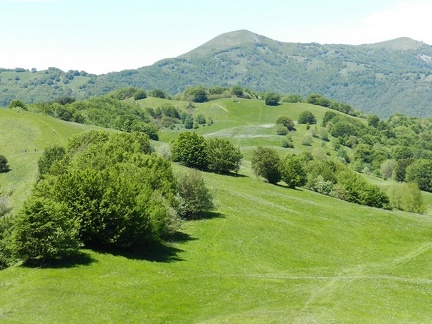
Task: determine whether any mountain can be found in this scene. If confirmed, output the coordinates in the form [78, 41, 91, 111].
[1, 30, 432, 117]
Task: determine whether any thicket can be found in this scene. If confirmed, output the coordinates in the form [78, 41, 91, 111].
[0, 131, 215, 266]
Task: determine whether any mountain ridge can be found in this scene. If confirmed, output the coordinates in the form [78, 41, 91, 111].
[1, 30, 432, 117]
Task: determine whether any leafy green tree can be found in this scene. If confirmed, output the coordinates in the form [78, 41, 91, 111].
[380, 159, 396, 180]
[367, 114, 380, 128]
[206, 138, 242, 173]
[149, 89, 166, 98]
[387, 182, 426, 214]
[171, 132, 208, 169]
[177, 169, 214, 219]
[231, 85, 243, 97]
[393, 158, 414, 182]
[281, 154, 306, 188]
[276, 124, 289, 135]
[251, 147, 282, 184]
[11, 197, 80, 265]
[281, 134, 294, 148]
[276, 116, 295, 131]
[37, 145, 67, 179]
[0, 155, 10, 173]
[133, 89, 147, 100]
[264, 92, 280, 106]
[405, 159, 432, 192]
[184, 86, 208, 103]
[298, 111, 317, 124]
[8, 99, 27, 110]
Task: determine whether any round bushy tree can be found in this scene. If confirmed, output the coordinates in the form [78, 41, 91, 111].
[206, 137, 242, 173]
[177, 169, 214, 219]
[281, 154, 307, 188]
[251, 147, 282, 184]
[12, 197, 80, 265]
[298, 111, 317, 124]
[276, 116, 295, 131]
[405, 159, 432, 192]
[171, 132, 208, 169]
[264, 92, 281, 106]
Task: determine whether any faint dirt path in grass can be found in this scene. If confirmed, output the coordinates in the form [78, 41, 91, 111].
[215, 104, 228, 113]
[293, 241, 432, 322]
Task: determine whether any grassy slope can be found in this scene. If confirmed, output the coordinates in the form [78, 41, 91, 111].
[0, 108, 100, 208]
[1, 99, 432, 322]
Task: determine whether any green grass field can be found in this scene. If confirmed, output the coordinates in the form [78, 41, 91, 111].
[1, 100, 432, 322]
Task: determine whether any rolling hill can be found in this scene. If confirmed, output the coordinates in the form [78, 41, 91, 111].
[1, 98, 432, 322]
[2, 30, 432, 118]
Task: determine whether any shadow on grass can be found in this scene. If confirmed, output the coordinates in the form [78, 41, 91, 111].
[22, 250, 97, 269]
[275, 183, 304, 191]
[90, 231, 197, 263]
[188, 211, 226, 221]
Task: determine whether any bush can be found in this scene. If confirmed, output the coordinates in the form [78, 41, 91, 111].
[177, 170, 214, 219]
[276, 124, 289, 135]
[281, 134, 294, 148]
[37, 145, 66, 179]
[387, 182, 426, 214]
[275, 116, 295, 131]
[11, 197, 81, 265]
[264, 92, 280, 106]
[171, 132, 208, 169]
[251, 147, 282, 184]
[298, 111, 317, 124]
[281, 154, 307, 188]
[206, 138, 242, 173]
[0, 155, 10, 173]
[405, 159, 432, 192]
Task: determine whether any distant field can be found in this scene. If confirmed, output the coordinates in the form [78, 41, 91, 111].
[1, 99, 432, 322]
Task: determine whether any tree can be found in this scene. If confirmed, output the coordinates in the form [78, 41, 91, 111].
[276, 116, 295, 131]
[206, 138, 242, 173]
[133, 89, 147, 100]
[367, 114, 380, 128]
[387, 182, 426, 214]
[281, 134, 294, 148]
[11, 197, 80, 265]
[0, 155, 10, 173]
[37, 145, 66, 179]
[8, 99, 27, 110]
[281, 154, 307, 188]
[405, 159, 432, 192]
[264, 92, 280, 106]
[177, 170, 214, 219]
[231, 85, 243, 97]
[251, 147, 282, 184]
[184, 86, 208, 103]
[298, 111, 317, 124]
[149, 89, 166, 98]
[171, 132, 208, 169]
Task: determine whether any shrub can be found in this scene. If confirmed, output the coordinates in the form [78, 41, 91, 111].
[11, 197, 81, 265]
[276, 124, 289, 135]
[177, 170, 214, 219]
[298, 111, 317, 124]
[264, 92, 280, 106]
[251, 147, 282, 184]
[171, 132, 208, 169]
[405, 159, 432, 192]
[206, 138, 242, 173]
[0, 155, 10, 173]
[275, 116, 295, 131]
[281, 154, 307, 188]
[387, 182, 426, 214]
[281, 134, 294, 148]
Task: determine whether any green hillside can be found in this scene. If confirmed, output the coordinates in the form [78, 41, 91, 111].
[0, 108, 101, 209]
[1, 98, 432, 322]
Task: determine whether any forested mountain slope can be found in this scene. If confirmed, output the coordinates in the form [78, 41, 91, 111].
[2, 30, 432, 117]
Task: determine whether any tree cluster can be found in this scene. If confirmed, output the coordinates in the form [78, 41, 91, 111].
[170, 132, 243, 174]
[4, 130, 214, 265]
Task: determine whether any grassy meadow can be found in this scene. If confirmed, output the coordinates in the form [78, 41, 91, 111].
[1, 99, 432, 322]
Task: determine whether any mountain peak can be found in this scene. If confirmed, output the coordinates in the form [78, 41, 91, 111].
[367, 37, 424, 50]
[180, 30, 271, 58]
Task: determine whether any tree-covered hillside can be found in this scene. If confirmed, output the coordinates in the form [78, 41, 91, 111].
[1, 30, 432, 118]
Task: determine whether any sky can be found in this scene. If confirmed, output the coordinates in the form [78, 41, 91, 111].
[1, 0, 431, 74]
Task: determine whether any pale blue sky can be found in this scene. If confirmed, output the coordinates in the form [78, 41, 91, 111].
[1, 0, 431, 74]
